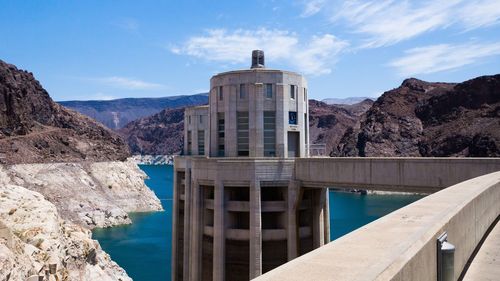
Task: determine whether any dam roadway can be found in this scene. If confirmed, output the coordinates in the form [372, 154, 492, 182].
[253, 157, 500, 281]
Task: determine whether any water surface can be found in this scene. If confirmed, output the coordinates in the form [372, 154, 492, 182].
[93, 165, 172, 281]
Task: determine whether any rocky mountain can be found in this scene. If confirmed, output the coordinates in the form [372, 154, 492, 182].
[118, 107, 185, 155]
[334, 75, 500, 157]
[309, 99, 373, 155]
[59, 93, 208, 129]
[322, 96, 372, 105]
[0, 60, 130, 164]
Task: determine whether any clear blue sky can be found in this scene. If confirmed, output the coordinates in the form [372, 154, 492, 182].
[1, 0, 499, 101]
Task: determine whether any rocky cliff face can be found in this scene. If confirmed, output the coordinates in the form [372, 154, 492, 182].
[0, 60, 130, 164]
[3, 160, 162, 229]
[119, 107, 185, 155]
[335, 75, 500, 157]
[0, 168, 132, 281]
[309, 99, 373, 155]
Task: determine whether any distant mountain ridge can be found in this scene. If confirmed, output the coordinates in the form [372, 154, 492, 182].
[322, 97, 372, 105]
[59, 93, 208, 129]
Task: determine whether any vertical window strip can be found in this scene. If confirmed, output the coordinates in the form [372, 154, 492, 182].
[217, 112, 225, 156]
[263, 111, 276, 157]
[237, 112, 249, 156]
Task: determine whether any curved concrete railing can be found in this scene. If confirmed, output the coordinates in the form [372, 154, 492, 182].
[253, 171, 500, 281]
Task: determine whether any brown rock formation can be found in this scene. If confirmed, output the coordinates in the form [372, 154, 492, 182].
[0, 60, 130, 164]
[335, 75, 500, 157]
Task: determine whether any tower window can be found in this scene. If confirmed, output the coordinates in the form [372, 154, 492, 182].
[240, 84, 246, 99]
[290, 85, 296, 99]
[265, 84, 273, 99]
[199, 115, 203, 124]
[188, 115, 191, 124]
[289, 111, 297, 125]
[217, 113, 225, 156]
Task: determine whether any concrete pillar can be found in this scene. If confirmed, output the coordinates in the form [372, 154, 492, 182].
[313, 189, 326, 248]
[192, 129, 199, 156]
[183, 167, 192, 281]
[172, 170, 180, 281]
[213, 180, 225, 281]
[249, 180, 262, 278]
[287, 180, 300, 260]
[189, 182, 202, 281]
[323, 188, 330, 244]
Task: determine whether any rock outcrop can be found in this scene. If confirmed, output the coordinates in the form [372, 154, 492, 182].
[0, 170, 132, 280]
[131, 155, 174, 165]
[334, 75, 500, 157]
[118, 108, 185, 155]
[0, 60, 130, 164]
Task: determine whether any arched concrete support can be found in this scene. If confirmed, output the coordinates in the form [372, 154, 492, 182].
[250, 180, 262, 279]
[213, 180, 225, 281]
[287, 180, 301, 261]
[323, 188, 330, 244]
[313, 189, 326, 248]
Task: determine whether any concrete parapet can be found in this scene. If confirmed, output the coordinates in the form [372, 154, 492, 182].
[253, 171, 500, 281]
[296, 157, 500, 193]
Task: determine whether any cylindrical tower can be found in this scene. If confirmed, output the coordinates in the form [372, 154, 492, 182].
[208, 50, 309, 158]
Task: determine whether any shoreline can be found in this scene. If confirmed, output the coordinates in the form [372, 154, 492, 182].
[329, 187, 429, 196]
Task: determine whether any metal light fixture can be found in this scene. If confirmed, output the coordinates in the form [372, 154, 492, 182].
[437, 232, 455, 281]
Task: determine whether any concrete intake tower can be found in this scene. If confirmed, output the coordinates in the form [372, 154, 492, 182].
[172, 50, 330, 281]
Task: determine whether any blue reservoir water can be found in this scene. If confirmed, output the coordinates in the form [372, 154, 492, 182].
[92, 165, 173, 281]
[93, 165, 423, 281]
